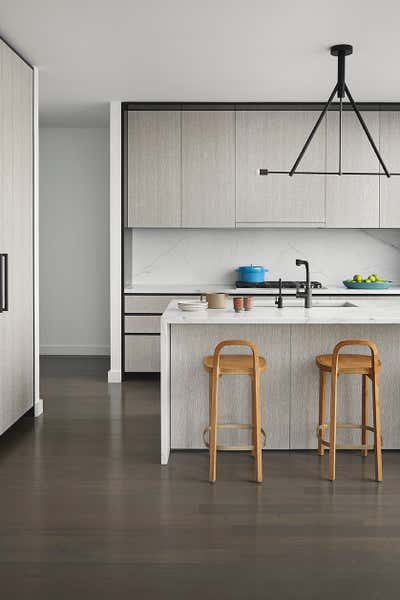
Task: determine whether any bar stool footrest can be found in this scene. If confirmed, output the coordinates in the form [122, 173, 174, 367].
[317, 423, 381, 450]
[203, 423, 266, 451]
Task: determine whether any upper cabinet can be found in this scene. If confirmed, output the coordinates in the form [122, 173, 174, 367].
[181, 110, 235, 227]
[326, 111, 380, 227]
[127, 111, 181, 227]
[379, 112, 400, 227]
[125, 106, 400, 230]
[236, 111, 326, 226]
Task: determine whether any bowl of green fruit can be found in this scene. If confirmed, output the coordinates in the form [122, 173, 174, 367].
[343, 274, 392, 290]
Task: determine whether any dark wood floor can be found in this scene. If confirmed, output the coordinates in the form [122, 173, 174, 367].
[0, 357, 400, 598]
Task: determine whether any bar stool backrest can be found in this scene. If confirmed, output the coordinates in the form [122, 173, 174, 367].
[212, 340, 260, 375]
[331, 338, 379, 380]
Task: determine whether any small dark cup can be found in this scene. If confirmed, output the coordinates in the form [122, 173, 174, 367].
[244, 296, 254, 311]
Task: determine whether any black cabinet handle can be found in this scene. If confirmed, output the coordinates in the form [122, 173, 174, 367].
[0, 253, 8, 312]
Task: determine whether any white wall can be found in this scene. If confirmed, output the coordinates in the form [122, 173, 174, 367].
[128, 228, 400, 286]
[40, 128, 109, 355]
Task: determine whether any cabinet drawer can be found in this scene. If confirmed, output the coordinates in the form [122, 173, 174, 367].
[124, 295, 198, 314]
[125, 335, 160, 372]
[125, 315, 160, 334]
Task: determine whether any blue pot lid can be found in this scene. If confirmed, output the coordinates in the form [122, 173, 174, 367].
[236, 265, 269, 271]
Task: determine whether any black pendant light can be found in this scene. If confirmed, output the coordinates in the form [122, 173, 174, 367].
[259, 44, 393, 178]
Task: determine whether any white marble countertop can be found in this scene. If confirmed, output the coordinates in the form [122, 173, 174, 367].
[161, 297, 400, 325]
[125, 283, 400, 296]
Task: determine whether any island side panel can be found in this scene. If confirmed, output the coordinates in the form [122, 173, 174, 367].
[160, 317, 171, 464]
[170, 324, 291, 450]
[290, 324, 400, 449]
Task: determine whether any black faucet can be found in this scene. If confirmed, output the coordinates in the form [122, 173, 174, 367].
[296, 259, 312, 308]
[275, 278, 283, 308]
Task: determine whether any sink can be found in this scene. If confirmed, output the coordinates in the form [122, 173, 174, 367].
[254, 300, 358, 309]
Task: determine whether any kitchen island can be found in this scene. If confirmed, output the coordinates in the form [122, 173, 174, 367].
[160, 298, 400, 464]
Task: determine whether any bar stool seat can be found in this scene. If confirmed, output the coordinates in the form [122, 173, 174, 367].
[203, 340, 266, 483]
[316, 353, 382, 375]
[203, 354, 266, 375]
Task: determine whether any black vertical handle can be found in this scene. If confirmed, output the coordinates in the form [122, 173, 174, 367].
[0, 254, 8, 312]
[3, 254, 8, 311]
[0, 254, 3, 313]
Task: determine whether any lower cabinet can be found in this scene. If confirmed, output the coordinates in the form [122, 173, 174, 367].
[123, 293, 199, 373]
[125, 335, 160, 372]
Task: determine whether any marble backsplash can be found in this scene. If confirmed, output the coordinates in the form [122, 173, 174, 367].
[127, 228, 400, 286]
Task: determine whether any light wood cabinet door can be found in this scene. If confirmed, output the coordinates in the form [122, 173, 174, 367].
[182, 110, 235, 227]
[379, 112, 400, 227]
[236, 111, 326, 226]
[0, 41, 34, 435]
[326, 111, 380, 227]
[125, 336, 160, 372]
[127, 111, 181, 227]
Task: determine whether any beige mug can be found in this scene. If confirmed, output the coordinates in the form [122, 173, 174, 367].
[200, 292, 227, 309]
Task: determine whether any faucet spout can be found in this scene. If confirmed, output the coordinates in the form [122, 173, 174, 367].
[295, 259, 312, 308]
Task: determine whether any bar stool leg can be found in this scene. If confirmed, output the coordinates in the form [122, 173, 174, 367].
[328, 372, 338, 481]
[253, 371, 263, 483]
[361, 374, 368, 457]
[251, 375, 256, 458]
[209, 369, 219, 483]
[208, 372, 213, 429]
[318, 369, 326, 456]
[372, 373, 383, 482]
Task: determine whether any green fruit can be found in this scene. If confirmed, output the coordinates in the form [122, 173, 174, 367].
[369, 275, 377, 282]
[353, 274, 363, 283]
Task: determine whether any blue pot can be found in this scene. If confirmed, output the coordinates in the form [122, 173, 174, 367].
[236, 265, 268, 283]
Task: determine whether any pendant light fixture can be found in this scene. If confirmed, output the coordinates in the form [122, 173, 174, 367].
[259, 44, 393, 178]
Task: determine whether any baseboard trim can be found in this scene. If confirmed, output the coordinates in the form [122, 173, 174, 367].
[40, 345, 110, 356]
[108, 369, 122, 383]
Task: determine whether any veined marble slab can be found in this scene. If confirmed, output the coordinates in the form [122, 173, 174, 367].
[161, 298, 400, 326]
[125, 283, 400, 295]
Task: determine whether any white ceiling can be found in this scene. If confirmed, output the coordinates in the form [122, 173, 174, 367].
[1, 0, 399, 127]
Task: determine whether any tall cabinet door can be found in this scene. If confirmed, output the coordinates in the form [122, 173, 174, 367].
[326, 111, 380, 227]
[127, 110, 181, 227]
[379, 112, 400, 227]
[0, 41, 33, 435]
[236, 111, 326, 226]
[181, 110, 235, 227]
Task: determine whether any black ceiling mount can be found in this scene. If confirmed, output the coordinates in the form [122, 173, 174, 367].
[260, 44, 393, 178]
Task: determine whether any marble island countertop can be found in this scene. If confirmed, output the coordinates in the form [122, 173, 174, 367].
[125, 283, 400, 296]
[161, 297, 400, 325]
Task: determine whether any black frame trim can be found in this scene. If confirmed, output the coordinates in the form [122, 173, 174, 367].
[120, 101, 400, 378]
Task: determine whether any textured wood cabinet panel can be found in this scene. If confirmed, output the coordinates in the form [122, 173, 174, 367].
[0, 41, 33, 435]
[125, 295, 196, 314]
[125, 335, 160, 372]
[125, 315, 161, 334]
[379, 112, 400, 227]
[236, 111, 326, 224]
[170, 324, 291, 449]
[127, 111, 181, 227]
[326, 111, 379, 227]
[290, 324, 400, 449]
[182, 111, 235, 227]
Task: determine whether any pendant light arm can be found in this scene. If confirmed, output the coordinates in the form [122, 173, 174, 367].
[345, 84, 390, 178]
[289, 84, 338, 176]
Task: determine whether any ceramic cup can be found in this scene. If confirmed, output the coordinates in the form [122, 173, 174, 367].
[200, 293, 227, 309]
[244, 296, 254, 311]
[233, 296, 244, 313]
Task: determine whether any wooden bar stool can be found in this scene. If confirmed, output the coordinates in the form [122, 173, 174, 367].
[202, 340, 266, 483]
[316, 339, 383, 482]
